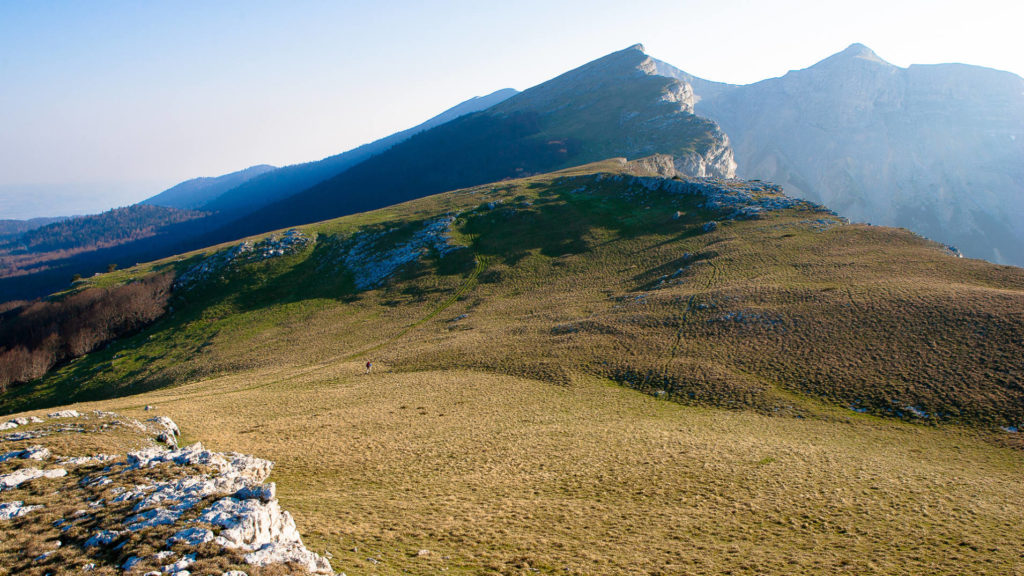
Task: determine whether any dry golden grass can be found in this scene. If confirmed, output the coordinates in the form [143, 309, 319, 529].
[27, 366, 1019, 576]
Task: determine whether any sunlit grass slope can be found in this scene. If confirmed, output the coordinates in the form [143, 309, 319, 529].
[10, 366, 1024, 576]
[6, 157, 1021, 429]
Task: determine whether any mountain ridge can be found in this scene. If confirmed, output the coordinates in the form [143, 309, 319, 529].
[655, 43, 1024, 266]
[213, 45, 737, 241]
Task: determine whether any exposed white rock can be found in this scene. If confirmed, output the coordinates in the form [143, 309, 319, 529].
[48, 410, 82, 418]
[58, 454, 118, 466]
[234, 482, 275, 502]
[169, 527, 214, 547]
[123, 507, 184, 531]
[244, 542, 334, 574]
[0, 500, 43, 520]
[2, 430, 48, 441]
[221, 571, 248, 576]
[0, 422, 17, 431]
[0, 445, 50, 462]
[130, 474, 249, 513]
[0, 467, 67, 490]
[3, 412, 334, 575]
[127, 443, 273, 483]
[333, 214, 464, 290]
[175, 229, 312, 290]
[198, 497, 301, 550]
[161, 553, 195, 573]
[148, 416, 180, 437]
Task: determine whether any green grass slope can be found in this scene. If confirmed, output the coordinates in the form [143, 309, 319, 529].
[4, 156, 1021, 430]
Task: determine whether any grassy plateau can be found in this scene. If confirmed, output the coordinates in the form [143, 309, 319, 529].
[2, 157, 1022, 575]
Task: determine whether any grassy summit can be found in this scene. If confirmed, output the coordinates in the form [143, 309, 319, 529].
[2, 157, 1022, 575]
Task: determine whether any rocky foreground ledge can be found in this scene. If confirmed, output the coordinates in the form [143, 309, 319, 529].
[0, 410, 338, 575]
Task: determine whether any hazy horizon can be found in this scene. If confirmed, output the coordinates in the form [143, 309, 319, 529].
[3, 0, 1022, 219]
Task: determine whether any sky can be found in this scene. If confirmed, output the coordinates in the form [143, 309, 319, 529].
[2, 0, 1022, 219]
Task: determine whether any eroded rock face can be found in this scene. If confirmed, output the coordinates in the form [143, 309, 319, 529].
[674, 134, 737, 179]
[323, 214, 465, 290]
[1, 411, 335, 574]
[199, 497, 301, 550]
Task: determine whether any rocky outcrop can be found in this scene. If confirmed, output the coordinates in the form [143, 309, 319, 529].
[175, 228, 312, 290]
[0, 410, 337, 574]
[570, 159, 836, 222]
[320, 214, 465, 290]
[0, 445, 50, 462]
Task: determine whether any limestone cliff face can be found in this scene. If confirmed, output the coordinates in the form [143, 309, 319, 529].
[674, 129, 737, 178]
[657, 44, 1024, 266]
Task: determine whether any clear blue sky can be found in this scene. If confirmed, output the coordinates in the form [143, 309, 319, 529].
[2, 0, 1021, 218]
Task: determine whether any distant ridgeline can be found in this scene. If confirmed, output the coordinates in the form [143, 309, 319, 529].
[2, 41, 1022, 307]
[656, 43, 1024, 266]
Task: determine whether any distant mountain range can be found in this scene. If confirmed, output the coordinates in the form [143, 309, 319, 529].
[214, 44, 735, 240]
[188, 88, 519, 219]
[2, 42, 1023, 301]
[658, 43, 1024, 265]
[140, 164, 277, 210]
[0, 88, 520, 300]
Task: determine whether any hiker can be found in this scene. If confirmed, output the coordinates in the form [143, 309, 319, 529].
[365, 361, 372, 374]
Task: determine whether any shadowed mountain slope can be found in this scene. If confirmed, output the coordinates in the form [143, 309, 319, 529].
[140, 164, 277, 210]
[213, 45, 736, 241]
[199, 88, 519, 218]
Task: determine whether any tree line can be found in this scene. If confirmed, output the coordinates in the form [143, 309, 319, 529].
[0, 272, 173, 392]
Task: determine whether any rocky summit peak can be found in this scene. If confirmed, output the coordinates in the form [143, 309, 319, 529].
[817, 42, 893, 68]
[802, 41, 892, 72]
[626, 43, 647, 54]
